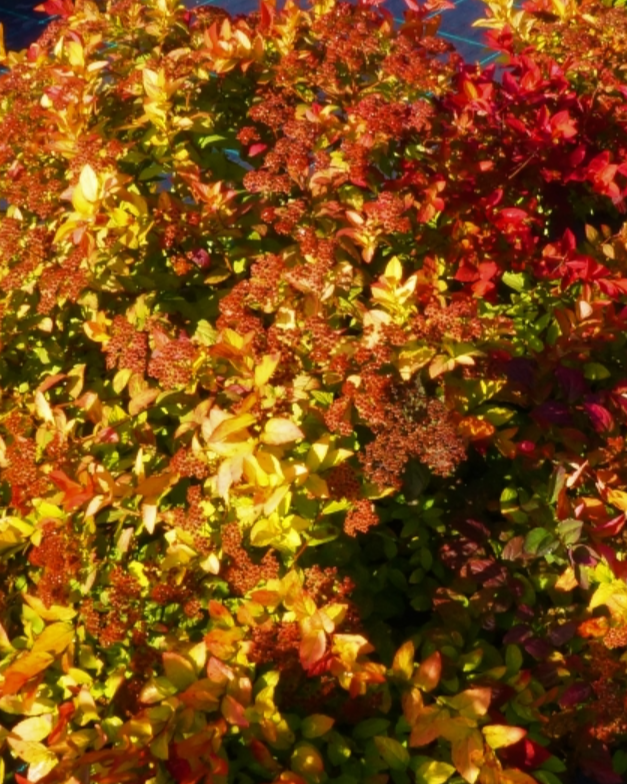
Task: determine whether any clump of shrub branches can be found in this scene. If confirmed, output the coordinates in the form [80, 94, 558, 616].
[1, 0, 627, 782]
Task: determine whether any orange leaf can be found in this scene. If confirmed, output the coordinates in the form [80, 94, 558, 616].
[129, 388, 160, 416]
[2, 652, 54, 696]
[458, 416, 496, 441]
[409, 706, 449, 746]
[221, 694, 250, 727]
[452, 729, 484, 784]
[413, 650, 442, 692]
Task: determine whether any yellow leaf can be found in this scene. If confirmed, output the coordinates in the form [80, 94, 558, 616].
[66, 40, 84, 68]
[445, 687, 492, 719]
[0, 23, 6, 63]
[255, 353, 281, 387]
[6, 738, 57, 779]
[22, 595, 76, 623]
[607, 488, 627, 511]
[392, 640, 415, 681]
[79, 164, 100, 203]
[482, 725, 527, 749]
[34, 392, 54, 425]
[143, 67, 166, 101]
[261, 417, 304, 445]
[207, 412, 256, 443]
[384, 256, 404, 284]
[11, 714, 53, 742]
[33, 622, 74, 656]
[414, 760, 456, 784]
[163, 652, 196, 691]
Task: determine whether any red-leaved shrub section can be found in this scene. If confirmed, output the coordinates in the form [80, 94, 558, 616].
[1, 0, 627, 781]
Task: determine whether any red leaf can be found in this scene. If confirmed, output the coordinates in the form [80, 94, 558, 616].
[499, 738, 552, 771]
[34, 0, 74, 17]
[248, 143, 268, 157]
[300, 630, 326, 671]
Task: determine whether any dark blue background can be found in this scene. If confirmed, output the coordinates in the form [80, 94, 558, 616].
[0, 0, 495, 64]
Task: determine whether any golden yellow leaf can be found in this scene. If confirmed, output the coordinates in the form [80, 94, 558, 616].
[445, 687, 492, 719]
[22, 595, 76, 623]
[261, 417, 304, 445]
[207, 412, 256, 443]
[414, 760, 456, 784]
[33, 622, 74, 656]
[163, 652, 197, 691]
[11, 714, 53, 742]
[607, 488, 627, 511]
[255, 353, 281, 387]
[482, 725, 527, 749]
[392, 640, 415, 681]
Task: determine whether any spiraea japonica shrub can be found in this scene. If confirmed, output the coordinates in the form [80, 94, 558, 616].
[2, 0, 627, 782]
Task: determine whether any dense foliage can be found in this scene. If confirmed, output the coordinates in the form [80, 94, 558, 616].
[1, 0, 627, 782]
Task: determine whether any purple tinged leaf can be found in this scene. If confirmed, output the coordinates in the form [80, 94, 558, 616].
[515, 604, 535, 622]
[555, 365, 587, 402]
[584, 401, 614, 433]
[559, 682, 591, 708]
[191, 248, 211, 269]
[532, 401, 573, 427]
[505, 358, 536, 388]
[503, 625, 533, 645]
[523, 638, 552, 660]
[547, 622, 576, 646]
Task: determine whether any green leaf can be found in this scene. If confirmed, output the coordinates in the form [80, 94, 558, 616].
[302, 714, 335, 738]
[505, 644, 523, 672]
[584, 362, 611, 380]
[535, 771, 564, 784]
[523, 528, 556, 556]
[502, 271, 528, 291]
[374, 736, 410, 770]
[556, 518, 583, 546]
[353, 718, 391, 740]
